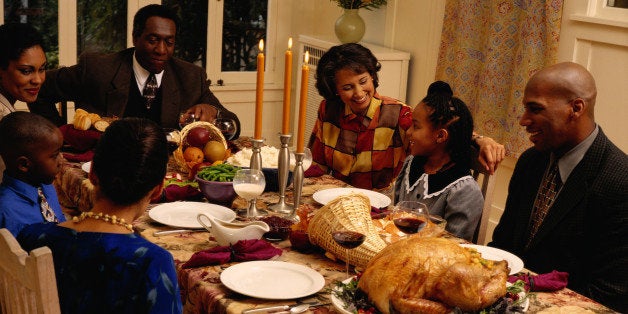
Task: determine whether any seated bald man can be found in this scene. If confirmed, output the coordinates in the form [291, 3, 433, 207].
[489, 62, 627, 312]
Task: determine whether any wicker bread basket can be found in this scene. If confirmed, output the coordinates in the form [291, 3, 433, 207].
[173, 121, 227, 173]
[307, 193, 387, 268]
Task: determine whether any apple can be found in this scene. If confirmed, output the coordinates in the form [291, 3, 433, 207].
[186, 127, 210, 147]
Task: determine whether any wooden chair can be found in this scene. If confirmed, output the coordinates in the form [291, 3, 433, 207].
[471, 163, 498, 245]
[0, 228, 60, 314]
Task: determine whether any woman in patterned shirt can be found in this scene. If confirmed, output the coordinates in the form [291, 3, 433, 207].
[307, 43, 504, 190]
[18, 118, 182, 313]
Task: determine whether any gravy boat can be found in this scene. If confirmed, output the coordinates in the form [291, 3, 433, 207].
[197, 214, 269, 246]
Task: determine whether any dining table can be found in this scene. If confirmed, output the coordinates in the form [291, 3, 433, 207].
[54, 139, 617, 314]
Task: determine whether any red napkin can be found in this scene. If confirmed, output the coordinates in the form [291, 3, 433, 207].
[59, 124, 102, 152]
[370, 206, 390, 219]
[151, 184, 202, 203]
[63, 150, 95, 162]
[508, 270, 569, 292]
[182, 239, 282, 268]
[304, 164, 325, 177]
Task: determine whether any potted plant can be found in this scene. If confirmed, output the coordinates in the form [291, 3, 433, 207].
[331, 0, 388, 43]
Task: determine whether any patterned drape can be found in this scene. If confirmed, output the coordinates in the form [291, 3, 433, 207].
[435, 0, 563, 157]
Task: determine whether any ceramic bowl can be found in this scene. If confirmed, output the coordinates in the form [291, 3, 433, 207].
[195, 175, 237, 205]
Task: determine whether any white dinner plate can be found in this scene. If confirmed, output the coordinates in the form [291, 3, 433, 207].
[313, 188, 391, 208]
[81, 161, 91, 173]
[148, 201, 236, 229]
[330, 277, 529, 313]
[220, 261, 325, 299]
[460, 244, 524, 275]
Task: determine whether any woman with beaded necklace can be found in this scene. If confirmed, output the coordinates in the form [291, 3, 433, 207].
[18, 118, 182, 313]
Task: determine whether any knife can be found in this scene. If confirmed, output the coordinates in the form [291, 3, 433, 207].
[241, 302, 328, 314]
[152, 229, 206, 236]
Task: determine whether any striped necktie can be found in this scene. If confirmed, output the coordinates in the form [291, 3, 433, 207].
[143, 73, 158, 110]
[526, 161, 561, 247]
[38, 187, 58, 223]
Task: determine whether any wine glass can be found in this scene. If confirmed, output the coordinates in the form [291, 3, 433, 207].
[163, 128, 181, 153]
[179, 111, 198, 128]
[213, 118, 238, 141]
[391, 201, 430, 236]
[232, 169, 266, 219]
[331, 215, 368, 277]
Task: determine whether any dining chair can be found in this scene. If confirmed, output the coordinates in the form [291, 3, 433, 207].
[471, 161, 498, 245]
[0, 228, 60, 314]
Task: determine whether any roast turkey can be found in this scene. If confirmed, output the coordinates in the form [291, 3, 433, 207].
[358, 237, 509, 313]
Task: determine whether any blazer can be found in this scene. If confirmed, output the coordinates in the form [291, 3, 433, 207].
[490, 129, 628, 312]
[28, 48, 240, 135]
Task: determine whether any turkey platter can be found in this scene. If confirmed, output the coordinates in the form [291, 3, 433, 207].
[358, 236, 509, 313]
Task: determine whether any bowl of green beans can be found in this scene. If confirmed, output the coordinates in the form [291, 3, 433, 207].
[195, 163, 240, 205]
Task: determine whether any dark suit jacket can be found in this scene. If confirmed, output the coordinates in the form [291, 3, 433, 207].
[28, 48, 240, 136]
[490, 129, 628, 312]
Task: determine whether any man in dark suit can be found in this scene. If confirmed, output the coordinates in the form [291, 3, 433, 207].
[28, 4, 240, 137]
[490, 62, 627, 311]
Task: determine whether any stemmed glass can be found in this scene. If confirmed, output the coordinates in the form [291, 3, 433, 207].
[179, 111, 198, 129]
[232, 169, 266, 219]
[331, 215, 368, 277]
[163, 128, 181, 153]
[391, 201, 430, 236]
[213, 118, 238, 141]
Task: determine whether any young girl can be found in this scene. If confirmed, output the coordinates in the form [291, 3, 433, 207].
[394, 88, 483, 241]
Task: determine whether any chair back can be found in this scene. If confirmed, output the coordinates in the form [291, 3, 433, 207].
[0, 228, 60, 314]
[471, 165, 497, 245]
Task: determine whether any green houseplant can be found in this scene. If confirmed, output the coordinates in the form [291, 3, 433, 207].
[331, 0, 388, 11]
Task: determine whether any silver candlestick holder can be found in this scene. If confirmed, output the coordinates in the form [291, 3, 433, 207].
[269, 134, 294, 215]
[240, 138, 267, 218]
[290, 152, 305, 221]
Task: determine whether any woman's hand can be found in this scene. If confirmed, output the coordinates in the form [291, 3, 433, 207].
[475, 136, 505, 174]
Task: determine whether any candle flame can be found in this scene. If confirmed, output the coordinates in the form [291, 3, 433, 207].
[304, 51, 309, 65]
[259, 39, 264, 52]
[288, 37, 292, 50]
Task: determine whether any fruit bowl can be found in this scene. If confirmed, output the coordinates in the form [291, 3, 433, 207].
[195, 174, 237, 205]
[173, 121, 227, 173]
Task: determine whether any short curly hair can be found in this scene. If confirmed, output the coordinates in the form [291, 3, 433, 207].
[132, 4, 180, 38]
[315, 43, 380, 100]
[0, 23, 44, 69]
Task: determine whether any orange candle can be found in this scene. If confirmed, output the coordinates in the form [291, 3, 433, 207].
[296, 51, 309, 153]
[281, 38, 293, 134]
[254, 39, 265, 139]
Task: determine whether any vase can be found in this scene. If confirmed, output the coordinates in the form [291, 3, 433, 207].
[334, 9, 365, 43]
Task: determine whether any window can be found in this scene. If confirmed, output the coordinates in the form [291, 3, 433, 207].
[3, 0, 59, 68]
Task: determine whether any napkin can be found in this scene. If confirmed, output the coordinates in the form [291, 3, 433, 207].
[508, 270, 569, 292]
[59, 124, 101, 152]
[304, 164, 325, 177]
[182, 239, 282, 268]
[371, 206, 390, 219]
[151, 184, 202, 203]
[63, 150, 95, 162]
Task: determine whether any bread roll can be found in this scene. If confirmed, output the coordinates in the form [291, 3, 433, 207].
[73, 114, 91, 130]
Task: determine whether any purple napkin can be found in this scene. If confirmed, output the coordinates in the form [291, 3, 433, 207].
[182, 239, 282, 268]
[508, 270, 569, 292]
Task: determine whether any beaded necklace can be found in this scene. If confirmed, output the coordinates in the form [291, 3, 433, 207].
[72, 211, 134, 232]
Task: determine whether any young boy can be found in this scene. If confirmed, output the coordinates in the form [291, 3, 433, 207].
[0, 111, 65, 236]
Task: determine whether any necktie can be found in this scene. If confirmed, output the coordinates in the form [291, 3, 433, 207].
[526, 161, 561, 247]
[38, 187, 58, 223]
[143, 73, 158, 110]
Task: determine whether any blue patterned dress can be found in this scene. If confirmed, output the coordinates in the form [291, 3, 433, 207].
[18, 223, 182, 314]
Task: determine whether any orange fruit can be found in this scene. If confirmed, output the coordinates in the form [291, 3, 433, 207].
[183, 146, 204, 163]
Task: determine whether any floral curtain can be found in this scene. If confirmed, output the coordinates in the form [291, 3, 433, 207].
[435, 0, 563, 157]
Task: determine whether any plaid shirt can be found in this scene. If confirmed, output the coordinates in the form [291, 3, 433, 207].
[308, 94, 412, 189]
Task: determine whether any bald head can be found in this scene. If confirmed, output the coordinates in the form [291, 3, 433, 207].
[527, 62, 597, 119]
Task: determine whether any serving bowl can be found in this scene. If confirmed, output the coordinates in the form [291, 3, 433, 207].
[195, 175, 237, 205]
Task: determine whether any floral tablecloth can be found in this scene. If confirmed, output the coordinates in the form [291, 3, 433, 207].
[55, 158, 615, 314]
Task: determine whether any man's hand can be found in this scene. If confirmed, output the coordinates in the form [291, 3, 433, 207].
[475, 136, 505, 174]
[186, 104, 219, 123]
